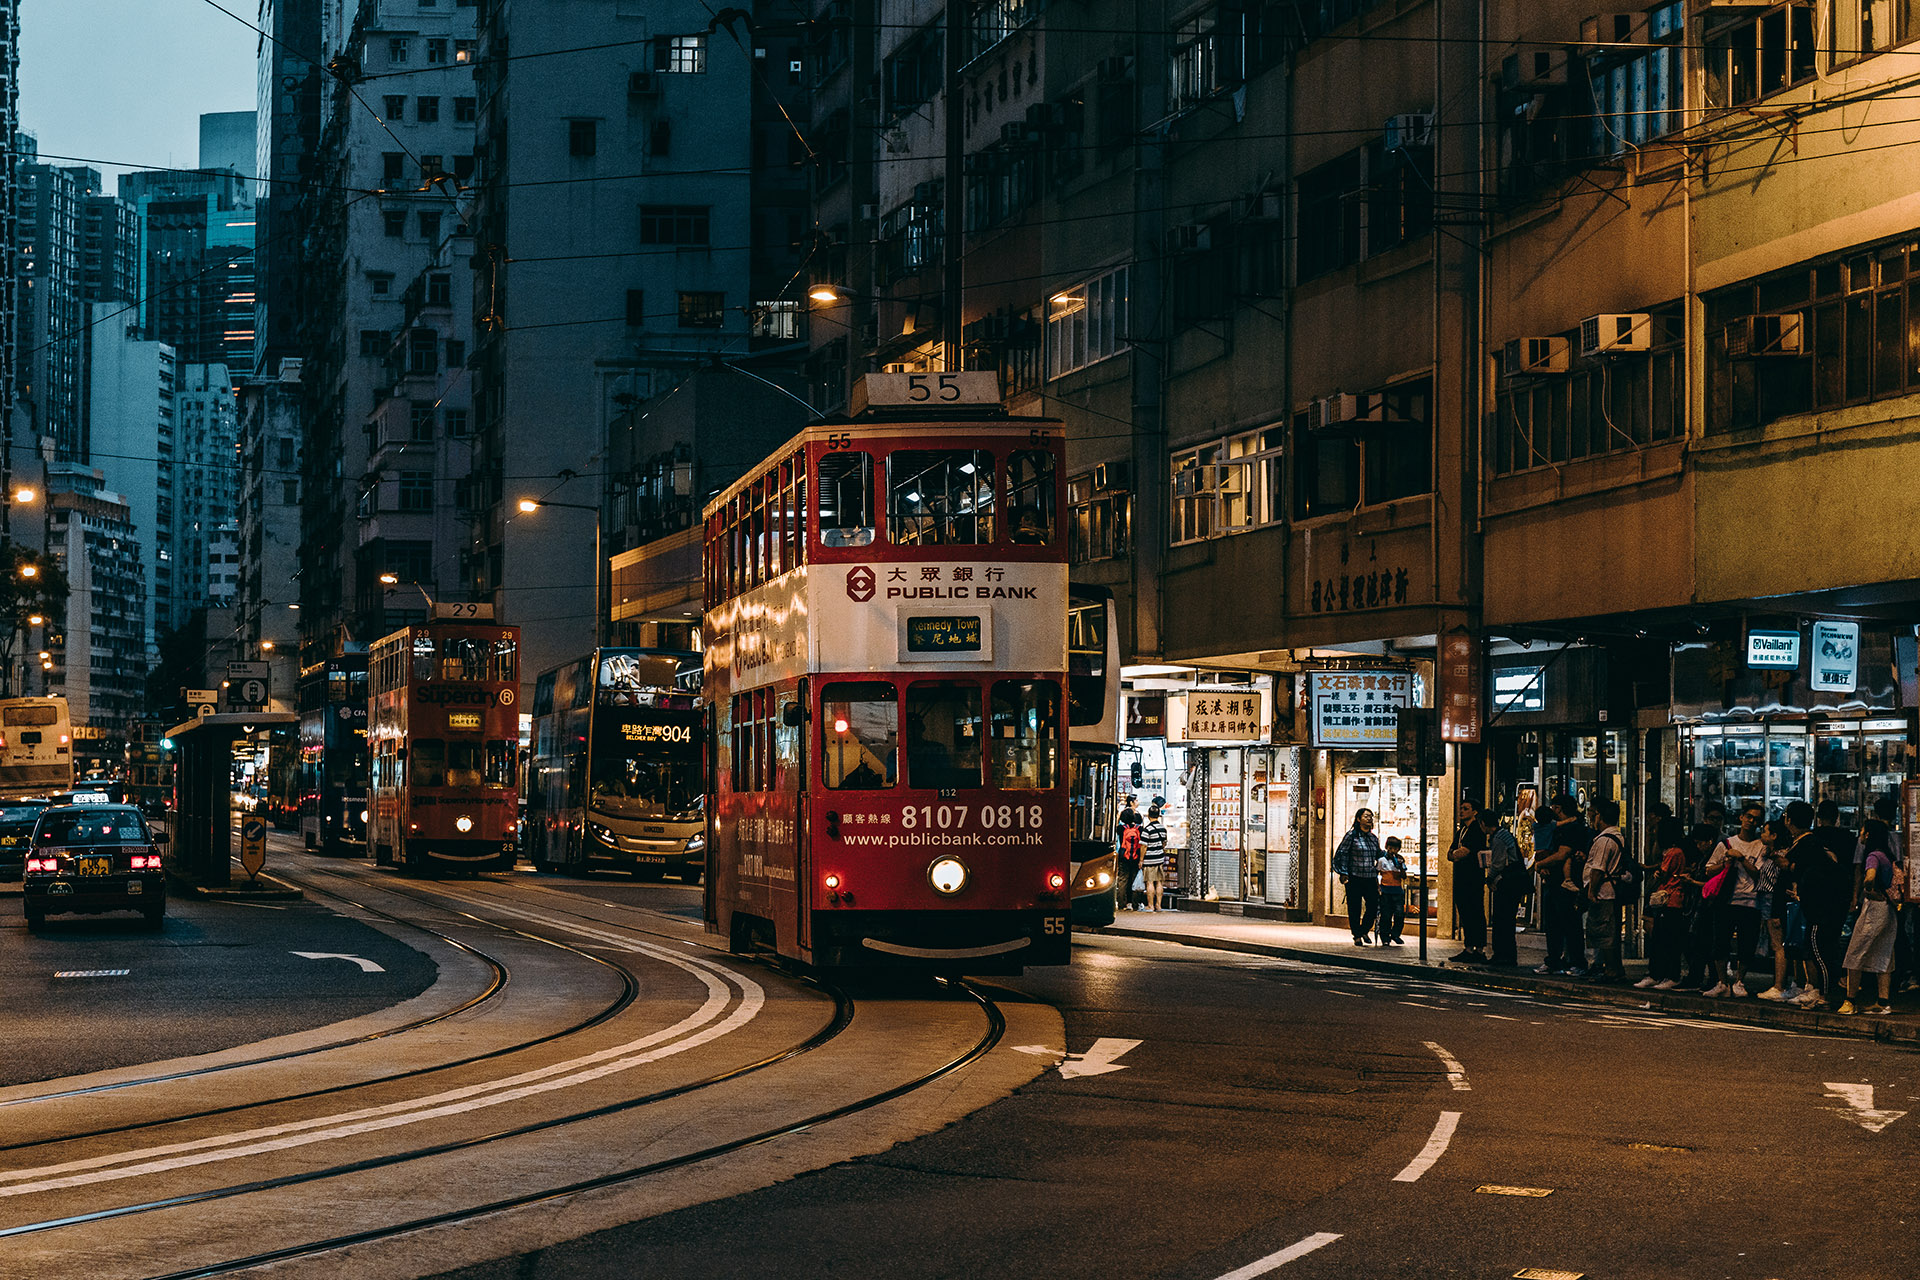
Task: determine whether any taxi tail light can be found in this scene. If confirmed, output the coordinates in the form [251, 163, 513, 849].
[130, 854, 162, 869]
[25, 856, 55, 872]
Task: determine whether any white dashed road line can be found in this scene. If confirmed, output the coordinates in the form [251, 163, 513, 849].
[1392, 1110, 1462, 1183]
[1212, 1232, 1344, 1279]
[1422, 1040, 1470, 1091]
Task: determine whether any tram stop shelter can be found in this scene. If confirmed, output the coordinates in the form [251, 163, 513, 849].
[164, 710, 298, 888]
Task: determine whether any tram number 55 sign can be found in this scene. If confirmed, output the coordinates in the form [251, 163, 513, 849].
[854, 372, 1000, 411]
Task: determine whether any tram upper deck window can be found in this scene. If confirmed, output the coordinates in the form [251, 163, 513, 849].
[823, 681, 897, 789]
[890, 451, 996, 546]
[1005, 450, 1056, 545]
[990, 679, 1060, 789]
[818, 452, 875, 547]
[412, 632, 437, 681]
[906, 681, 984, 790]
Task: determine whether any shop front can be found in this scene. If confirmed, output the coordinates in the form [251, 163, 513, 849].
[1483, 645, 1631, 861]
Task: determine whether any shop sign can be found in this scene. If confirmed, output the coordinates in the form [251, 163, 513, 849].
[1746, 629, 1801, 669]
[1439, 633, 1482, 744]
[1179, 689, 1269, 742]
[1126, 694, 1166, 739]
[1809, 621, 1860, 692]
[1492, 665, 1547, 712]
[1308, 670, 1413, 748]
[1208, 782, 1242, 854]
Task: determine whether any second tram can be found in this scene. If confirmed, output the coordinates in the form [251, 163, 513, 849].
[527, 648, 706, 879]
[1067, 585, 1121, 926]
[367, 611, 521, 872]
[704, 372, 1072, 972]
[298, 647, 369, 856]
[0, 697, 74, 800]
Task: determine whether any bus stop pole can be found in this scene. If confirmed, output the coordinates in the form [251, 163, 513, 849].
[1418, 771, 1428, 964]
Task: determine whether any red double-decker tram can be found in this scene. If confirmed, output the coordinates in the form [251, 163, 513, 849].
[367, 608, 522, 873]
[704, 373, 1072, 972]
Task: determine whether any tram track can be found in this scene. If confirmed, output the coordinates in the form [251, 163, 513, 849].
[0, 870, 639, 1153]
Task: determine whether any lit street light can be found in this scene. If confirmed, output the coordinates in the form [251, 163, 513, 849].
[516, 496, 604, 645]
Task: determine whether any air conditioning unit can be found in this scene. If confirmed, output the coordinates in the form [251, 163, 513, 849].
[1579, 312, 1653, 356]
[628, 71, 660, 98]
[1172, 467, 1205, 498]
[276, 357, 304, 384]
[1309, 393, 1361, 430]
[1503, 336, 1571, 377]
[1092, 460, 1131, 492]
[1501, 48, 1570, 88]
[1727, 312, 1805, 358]
[1097, 55, 1129, 81]
[1580, 12, 1649, 49]
[1166, 223, 1211, 253]
[1245, 190, 1282, 220]
[1384, 112, 1434, 151]
[858, 202, 877, 221]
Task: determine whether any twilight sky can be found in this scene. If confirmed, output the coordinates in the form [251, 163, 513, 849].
[20, 0, 256, 194]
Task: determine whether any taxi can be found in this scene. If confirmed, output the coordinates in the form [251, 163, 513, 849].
[0, 800, 47, 881]
[22, 802, 169, 930]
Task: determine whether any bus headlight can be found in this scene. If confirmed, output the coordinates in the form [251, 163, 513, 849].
[928, 856, 969, 896]
[687, 834, 706, 852]
[589, 823, 617, 845]
[1095, 870, 1113, 887]
[455, 815, 474, 833]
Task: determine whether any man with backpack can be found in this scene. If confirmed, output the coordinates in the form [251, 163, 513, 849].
[1116, 794, 1143, 911]
[1582, 797, 1630, 983]
[1482, 807, 1526, 966]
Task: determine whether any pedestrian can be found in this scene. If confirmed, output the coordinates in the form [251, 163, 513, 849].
[1636, 815, 1692, 989]
[1375, 837, 1408, 946]
[1582, 798, 1629, 982]
[1784, 800, 1840, 1009]
[1482, 808, 1525, 965]
[1116, 794, 1143, 911]
[1532, 795, 1591, 975]
[1333, 808, 1383, 946]
[1448, 797, 1489, 963]
[1702, 800, 1729, 835]
[1139, 805, 1169, 912]
[1703, 803, 1770, 997]
[1839, 822, 1899, 1016]
[1756, 817, 1799, 1001]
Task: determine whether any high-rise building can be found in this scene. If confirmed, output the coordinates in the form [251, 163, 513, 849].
[44, 464, 147, 733]
[14, 149, 89, 456]
[235, 368, 301, 696]
[85, 301, 175, 660]
[199, 111, 256, 177]
[255, 0, 323, 378]
[169, 362, 241, 633]
[0, 2, 21, 471]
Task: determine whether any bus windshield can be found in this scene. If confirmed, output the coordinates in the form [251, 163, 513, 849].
[591, 714, 702, 821]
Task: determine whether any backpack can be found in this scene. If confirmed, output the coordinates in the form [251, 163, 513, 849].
[1593, 831, 1638, 899]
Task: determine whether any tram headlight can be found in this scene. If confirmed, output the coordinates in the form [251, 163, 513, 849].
[928, 856, 969, 896]
[360, 809, 369, 824]
[455, 815, 474, 834]
[1095, 870, 1113, 887]
[1048, 872, 1067, 890]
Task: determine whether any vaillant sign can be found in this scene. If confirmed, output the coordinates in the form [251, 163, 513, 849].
[1746, 629, 1801, 669]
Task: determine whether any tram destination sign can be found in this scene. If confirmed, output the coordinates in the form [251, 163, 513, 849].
[905, 614, 984, 653]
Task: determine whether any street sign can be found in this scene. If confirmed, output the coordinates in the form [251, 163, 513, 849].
[227, 662, 270, 709]
[240, 816, 267, 879]
[193, 704, 215, 719]
[184, 688, 218, 704]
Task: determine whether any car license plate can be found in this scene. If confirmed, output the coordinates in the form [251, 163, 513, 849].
[76, 856, 111, 877]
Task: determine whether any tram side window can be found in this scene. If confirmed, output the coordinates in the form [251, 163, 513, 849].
[889, 450, 996, 546]
[442, 637, 488, 681]
[1006, 450, 1057, 545]
[412, 739, 447, 787]
[412, 633, 436, 681]
[990, 680, 1060, 789]
[905, 681, 984, 790]
[488, 742, 514, 787]
[818, 451, 875, 546]
[822, 681, 897, 789]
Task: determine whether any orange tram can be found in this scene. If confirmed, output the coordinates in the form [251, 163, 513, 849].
[703, 373, 1073, 972]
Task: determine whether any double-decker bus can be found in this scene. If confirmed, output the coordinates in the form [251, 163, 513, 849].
[367, 609, 520, 872]
[527, 648, 705, 879]
[0, 697, 74, 799]
[704, 372, 1072, 972]
[1068, 584, 1121, 926]
[297, 648, 369, 856]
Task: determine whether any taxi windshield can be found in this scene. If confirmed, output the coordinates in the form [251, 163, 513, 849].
[37, 809, 148, 846]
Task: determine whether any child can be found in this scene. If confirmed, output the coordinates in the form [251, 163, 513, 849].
[1376, 836, 1408, 945]
[1140, 805, 1170, 912]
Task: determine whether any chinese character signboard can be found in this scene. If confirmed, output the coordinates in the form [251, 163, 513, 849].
[1438, 633, 1482, 744]
[1746, 628, 1801, 669]
[1308, 670, 1413, 748]
[1178, 689, 1271, 742]
[1809, 620, 1859, 692]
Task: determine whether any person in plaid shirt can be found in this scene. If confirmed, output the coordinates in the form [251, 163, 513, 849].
[1334, 808, 1383, 946]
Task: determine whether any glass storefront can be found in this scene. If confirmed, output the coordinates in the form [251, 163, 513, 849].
[1328, 755, 1440, 920]
[1685, 717, 1906, 823]
[1171, 746, 1302, 907]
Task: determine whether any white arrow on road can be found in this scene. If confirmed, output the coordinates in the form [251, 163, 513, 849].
[1057, 1037, 1142, 1079]
[1823, 1082, 1908, 1133]
[291, 952, 387, 973]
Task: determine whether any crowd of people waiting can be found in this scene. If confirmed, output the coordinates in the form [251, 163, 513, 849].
[1333, 791, 1913, 1015]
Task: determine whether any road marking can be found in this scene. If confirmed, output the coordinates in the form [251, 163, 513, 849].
[1392, 1110, 1461, 1182]
[1213, 1232, 1343, 1279]
[1422, 1040, 1470, 1091]
[1823, 1082, 1909, 1133]
[53, 970, 130, 979]
[0, 916, 765, 1198]
[1628, 1142, 1691, 1153]
[1513, 1270, 1584, 1279]
[290, 951, 387, 973]
[1058, 1037, 1141, 1079]
[1483, 1013, 1518, 1021]
[1477, 1184, 1554, 1197]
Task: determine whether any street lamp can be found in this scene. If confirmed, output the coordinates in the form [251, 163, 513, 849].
[516, 497, 604, 646]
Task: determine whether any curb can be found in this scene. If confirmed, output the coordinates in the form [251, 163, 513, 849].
[168, 870, 305, 902]
[1097, 923, 1920, 1046]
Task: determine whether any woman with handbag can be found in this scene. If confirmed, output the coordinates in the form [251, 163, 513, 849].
[1702, 804, 1769, 997]
[1756, 818, 1800, 1001]
[1636, 816, 1691, 990]
[1839, 823, 1900, 1015]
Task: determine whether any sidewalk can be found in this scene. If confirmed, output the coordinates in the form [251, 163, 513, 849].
[1096, 903, 1920, 1045]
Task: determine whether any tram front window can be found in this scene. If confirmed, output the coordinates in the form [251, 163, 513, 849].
[818, 452, 875, 547]
[593, 756, 701, 819]
[990, 680, 1059, 789]
[823, 681, 897, 789]
[905, 681, 983, 790]
[1006, 450, 1056, 545]
[411, 740, 446, 787]
[889, 451, 996, 546]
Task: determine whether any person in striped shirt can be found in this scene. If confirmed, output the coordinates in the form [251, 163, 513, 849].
[1140, 805, 1170, 912]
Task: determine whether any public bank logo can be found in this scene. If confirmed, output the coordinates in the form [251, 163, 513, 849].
[846, 566, 875, 602]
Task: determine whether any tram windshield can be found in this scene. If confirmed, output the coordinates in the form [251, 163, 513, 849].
[591, 715, 703, 820]
[822, 682, 897, 789]
[905, 681, 984, 790]
[989, 679, 1060, 789]
[818, 452, 875, 547]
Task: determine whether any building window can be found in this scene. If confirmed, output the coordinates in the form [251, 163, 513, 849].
[427, 37, 448, 63]
[625, 289, 647, 327]
[382, 209, 407, 237]
[384, 95, 406, 120]
[398, 472, 434, 511]
[649, 120, 673, 156]
[1170, 428, 1284, 545]
[1046, 265, 1129, 379]
[1293, 379, 1433, 517]
[383, 153, 405, 184]
[408, 329, 438, 375]
[427, 274, 452, 306]
[445, 339, 465, 368]
[417, 96, 440, 123]
[752, 300, 801, 340]
[678, 291, 726, 328]
[419, 211, 442, 241]
[455, 39, 475, 64]
[444, 408, 470, 437]
[1827, 0, 1920, 65]
[386, 541, 435, 582]
[411, 403, 436, 441]
[1296, 152, 1362, 281]
[639, 204, 710, 244]
[388, 38, 410, 64]
[1704, 3, 1816, 111]
[568, 119, 598, 157]
[1068, 473, 1131, 564]
[970, 0, 1033, 56]
[369, 272, 394, 296]
[655, 34, 707, 73]
[453, 154, 476, 181]
[1169, 11, 1228, 112]
[360, 329, 390, 356]
[1493, 312, 1682, 472]
[283, 479, 299, 505]
[883, 18, 944, 116]
[454, 96, 477, 123]
[1365, 138, 1433, 257]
